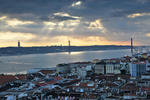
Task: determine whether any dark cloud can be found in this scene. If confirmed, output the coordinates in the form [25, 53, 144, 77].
[0, 0, 150, 45]
[0, 0, 149, 19]
[51, 16, 78, 21]
[0, 0, 150, 21]
[0, 0, 73, 21]
[66, 0, 150, 19]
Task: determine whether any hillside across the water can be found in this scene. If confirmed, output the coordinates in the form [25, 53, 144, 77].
[0, 45, 131, 56]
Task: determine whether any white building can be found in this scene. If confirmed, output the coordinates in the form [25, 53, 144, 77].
[95, 61, 121, 74]
[106, 62, 121, 74]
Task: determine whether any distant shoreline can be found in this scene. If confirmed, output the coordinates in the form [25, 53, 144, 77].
[0, 48, 130, 57]
[0, 45, 131, 57]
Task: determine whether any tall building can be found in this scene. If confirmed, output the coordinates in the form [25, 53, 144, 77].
[18, 40, 20, 47]
[146, 54, 150, 71]
[130, 62, 146, 77]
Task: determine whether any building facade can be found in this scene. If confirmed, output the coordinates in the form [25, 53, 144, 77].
[130, 62, 146, 77]
[146, 55, 150, 71]
[106, 63, 121, 74]
[56, 64, 70, 74]
[94, 62, 106, 74]
[95, 61, 121, 74]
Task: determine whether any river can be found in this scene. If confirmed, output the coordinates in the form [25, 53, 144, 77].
[0, 49, 131, 74]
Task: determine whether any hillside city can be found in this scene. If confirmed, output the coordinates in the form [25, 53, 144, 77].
[0, 51, 150, 100]
[1, 0, 150, 100]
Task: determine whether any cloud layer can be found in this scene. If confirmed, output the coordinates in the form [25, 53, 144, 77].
[0, 0, 150, 46]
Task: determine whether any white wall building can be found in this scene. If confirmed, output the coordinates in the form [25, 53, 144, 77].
[95, 61, 121, 74]
[106, 63, 121, 74]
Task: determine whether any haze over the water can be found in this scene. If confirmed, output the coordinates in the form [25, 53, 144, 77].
[0, 49, 131, 74]
[0, 0, 150, 47]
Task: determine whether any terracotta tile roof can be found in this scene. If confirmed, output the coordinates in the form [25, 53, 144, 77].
[47, 80, 57, 84]
[35, 80, 57, 87]
[141, 87, 150, 91]
[39, 70, 55, 75]
[54, 76, 62, 80]
[35, 82, 47, 87]
[15, 75, 27, 80]
[124, 93, 136, 96]
[0, 75, 16, 85]
[121, 83, 139, 91]
[105, 83, 119, 87]
[115, 74, 131, 79]
[0, 75, 27, 86]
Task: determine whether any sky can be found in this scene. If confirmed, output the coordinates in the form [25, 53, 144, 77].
[0, 0, 150, 47]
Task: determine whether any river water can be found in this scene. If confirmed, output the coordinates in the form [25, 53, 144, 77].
[0, 49, 131, 74]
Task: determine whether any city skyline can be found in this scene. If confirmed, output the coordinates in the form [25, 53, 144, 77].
[0, 0, 150, 47]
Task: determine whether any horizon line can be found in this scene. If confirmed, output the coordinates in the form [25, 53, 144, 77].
[0, 45, 146, 48]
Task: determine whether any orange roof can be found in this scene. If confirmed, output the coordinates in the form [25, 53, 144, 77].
[0, 74, 27, 86]
[15, 75, 27, 80]
[39, 70, 55, 75]
[54, 76, 62, 80]
[105, 83, 118, 87]
[121, 83, 139, 90]
[35, 80, 57, 87]
[47, 80, 57, 84]
[141, 87, 150, 91]
[0, 75, 16, 85]
[35, 82, 47, 87]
